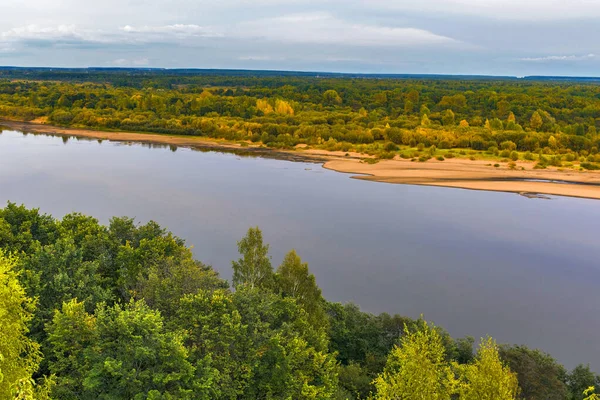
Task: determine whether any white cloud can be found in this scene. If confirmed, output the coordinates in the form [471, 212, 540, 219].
[520, 54, 596, 62]
[370, 0, 600, 20]
[1, 24, 94, 42]
[238, 55, 279, 61]
[236, 13, 458, 47]
[111, 57, 150, 66]
[121, 24, 221, 38]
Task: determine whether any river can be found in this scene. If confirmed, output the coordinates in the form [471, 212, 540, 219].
[1, 128, 599, 370]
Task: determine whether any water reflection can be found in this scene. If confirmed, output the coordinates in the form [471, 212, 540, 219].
[0, 128, 599, 371]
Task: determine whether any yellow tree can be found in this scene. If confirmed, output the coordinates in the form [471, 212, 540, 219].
[373, 320, 456, 400]
[0, 251, 42, 399]
[457, 337, 519, 400]
[530, 111, 543, 131]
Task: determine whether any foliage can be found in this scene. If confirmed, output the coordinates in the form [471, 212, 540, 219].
[1, 72, 599, 162]
[499, 345, 569, 400]
[232, 227, 273, 290]
[456, 337, 519, 400]
[373, 320, 456, 399]
[0, 251, 42, 399]
[0, 203, 596, 399]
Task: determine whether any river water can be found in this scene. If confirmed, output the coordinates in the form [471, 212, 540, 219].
[1, 128, 599, 370]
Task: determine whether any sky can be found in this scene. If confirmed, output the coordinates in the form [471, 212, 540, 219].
[1, 0, 599, 76]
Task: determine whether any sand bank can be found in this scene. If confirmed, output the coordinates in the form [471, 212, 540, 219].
[3, 120, 600, 200]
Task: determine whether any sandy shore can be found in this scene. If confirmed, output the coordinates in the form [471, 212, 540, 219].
[3, 120, 600, 200]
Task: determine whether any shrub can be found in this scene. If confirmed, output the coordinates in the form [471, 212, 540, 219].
[436, 156, 445, 161]
[500, 141, 517, 151]
[581, 162, 600, 170]
[524, 151, 534, 160]
[510, 151, 519, 161]
[384, 142, 399, 152]
[378, 151, 395, 160]
[418, 155, 430, 162]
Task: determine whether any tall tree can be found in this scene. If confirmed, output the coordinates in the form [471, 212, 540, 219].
[373, 320, 456, 399]
[457, 337, 519, 400]
[231, 227, 273, 290]
[530, 111, 543, 131]
[48, 299, 195, 400]
[0, 251, 41, 399]
[276, 249, 326, 328]
[499, 345, 568, 400]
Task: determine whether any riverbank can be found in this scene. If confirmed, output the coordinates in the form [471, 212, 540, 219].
[3, 119, 600, 200]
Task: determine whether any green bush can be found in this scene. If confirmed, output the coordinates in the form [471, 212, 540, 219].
[581, 162, 600, 170]
[384, 142, 399, 152]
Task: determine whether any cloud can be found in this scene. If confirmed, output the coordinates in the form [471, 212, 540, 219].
[370, 0, 600, 20]
[520, 54, 596, 62]
[237, 55, 280, 61]
[121, 24, 221, 38]
[111, 57, 150, 66]
[1, 24, 95, 42]
[236, 13, 458, 47]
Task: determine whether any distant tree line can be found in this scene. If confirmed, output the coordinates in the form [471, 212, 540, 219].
[0, 73, 599, 168]
[0, 203, 598, 399]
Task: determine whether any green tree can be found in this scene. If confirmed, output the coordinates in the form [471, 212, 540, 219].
[567, 364, 600, 400]
[48, 299, 195, 399]
[323, 90, 342, 106]
[231, 227, 273, 290]
[232, 287, 338, 399]
[0, 251, 42, 399]
[46, 299, 96, 399]
[442, 109, 455, 126]
[373, 320, 456, 399]
[276, 249, 327, 329]
[499, 345, 568, 400]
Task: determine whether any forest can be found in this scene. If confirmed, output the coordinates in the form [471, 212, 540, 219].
[1, 69, 600, 170]
[0, 202, 599, 399]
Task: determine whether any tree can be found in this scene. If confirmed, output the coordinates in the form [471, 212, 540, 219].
[530, 111, 543, 131]
[442, 109, 455, 126]
[421, 114, 431, 127]
[373, 320, 455, 399]
[323, 90, 342, 106]
[48, 299, 195, 399]
[499, 345, 568, 400]
[46, 299, 96, 399]
[232, 287, 338, 399]
[457, 337, 519, 400]
[567, 364, 600, 400]
[276, 249, 327, 329]
[0, 251, 42, 399]
[232, 227, 273, 290]
[584, 387, 600, 400]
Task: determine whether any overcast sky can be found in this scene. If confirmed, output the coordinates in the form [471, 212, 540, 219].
[1, 0, 599, 76]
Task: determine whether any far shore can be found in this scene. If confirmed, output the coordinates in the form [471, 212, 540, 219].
[3, 119, 600, 200]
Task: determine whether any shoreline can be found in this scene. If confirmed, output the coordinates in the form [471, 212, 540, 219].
[3, 119, 600, 200]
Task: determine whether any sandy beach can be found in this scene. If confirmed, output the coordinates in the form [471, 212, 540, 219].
[3, 119, 600, 200]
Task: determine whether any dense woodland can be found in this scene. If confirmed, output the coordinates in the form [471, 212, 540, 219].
[1, 203, 599, 399]
[1, 69, 600, 169]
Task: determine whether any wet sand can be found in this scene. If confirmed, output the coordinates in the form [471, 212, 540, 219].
[3, 120, 600, 200]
